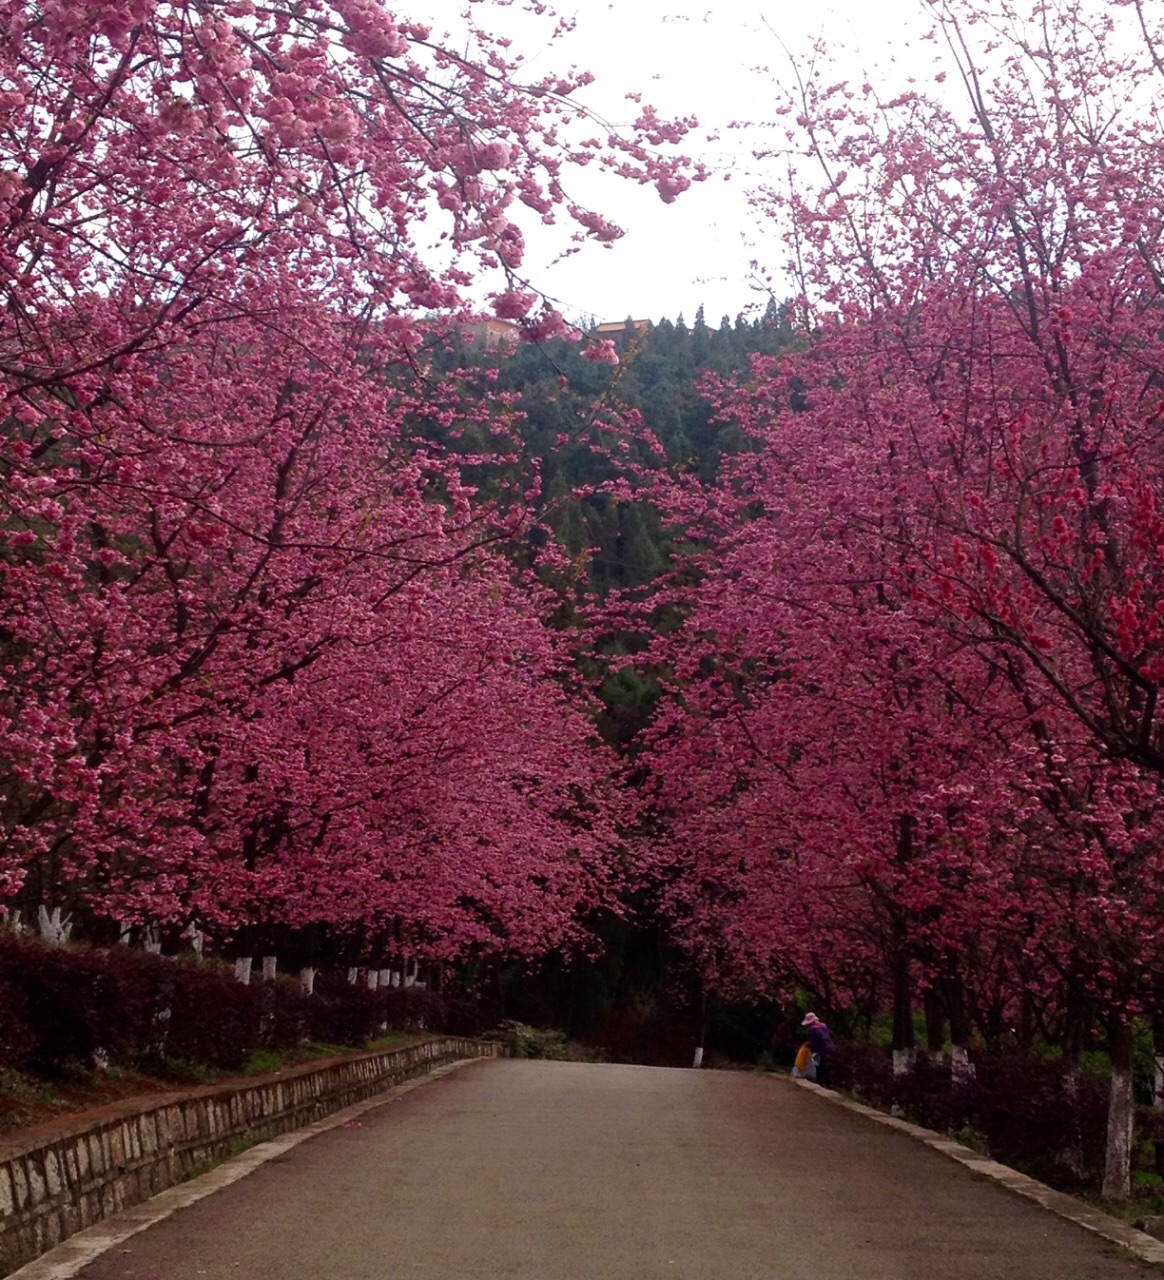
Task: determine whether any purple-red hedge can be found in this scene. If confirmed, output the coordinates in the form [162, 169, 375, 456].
[0, 935, 481, 1075]
[831, 1041, 1115, 1190]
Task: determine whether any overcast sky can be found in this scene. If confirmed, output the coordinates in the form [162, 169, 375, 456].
[424, 0, 942, 325]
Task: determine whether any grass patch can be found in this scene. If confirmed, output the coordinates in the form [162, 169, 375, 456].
[241, 1049, 287, 1076]
[0, 1031, 433, 1136]
[952, 1123, 990, 1155]
[0, 1064, 178, 1133]
[157, 1037, 416, 1085]
[179, 1127, 277, 1183]
[365, 1031, 410, 1051]
[178, 1156, 220, 1183]
[0, 1068, 58, 1127]
[1089, 1197, 1164, 1225]
[146, 1057, 219, 1085]
[1106, 1244, 1164, 1274]
[241, 1037, 411, 1075]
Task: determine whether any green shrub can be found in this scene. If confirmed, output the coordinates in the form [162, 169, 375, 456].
[484, 1020, 569, 1059]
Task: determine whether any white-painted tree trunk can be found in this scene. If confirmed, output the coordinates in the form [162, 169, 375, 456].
[3, 908, 22, 934]
[143, 925, 162, 954]
[367, 969, 379, 990]
[262, 955, 277, 982]
[299, 967, 316, 996]
[1061, 1064, 1086, 1180]
[1103, 1059, 1135, 1200]
[234, 956, 253, 985]
[117, 921, 132, 945]
[347, 967, 359, 984]
[38, 905, 72, 946]
[153, 1004, 172, 1058]
[692, 1046, 704, 1068]
[1153, 1036, 1164, 1182]
[892, 1047, 916, 1076]
[950, 1045, 976, 1084]
[379, 968, 392, 988]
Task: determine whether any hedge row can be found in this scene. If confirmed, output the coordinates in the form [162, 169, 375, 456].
[0, 935, 496, 1075]
[830, 1040, 1158, 1191]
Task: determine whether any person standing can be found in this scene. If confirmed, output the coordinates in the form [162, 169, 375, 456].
[801, 1012, 834, 1088]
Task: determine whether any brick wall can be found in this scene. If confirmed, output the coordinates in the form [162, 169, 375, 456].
[0, 1037, 499, 1275]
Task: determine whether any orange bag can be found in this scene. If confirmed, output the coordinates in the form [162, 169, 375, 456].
[794, 1042, 811, 1073]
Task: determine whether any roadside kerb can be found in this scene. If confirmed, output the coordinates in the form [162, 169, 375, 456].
[786, 1075, 1164, 1266]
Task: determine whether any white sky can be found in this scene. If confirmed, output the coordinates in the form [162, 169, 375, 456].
[421, 0, 943, 325]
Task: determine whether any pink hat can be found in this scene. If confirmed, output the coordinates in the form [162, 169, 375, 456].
[801, 1012, 820, 1027]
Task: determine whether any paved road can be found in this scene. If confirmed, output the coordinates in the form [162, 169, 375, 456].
[76, 1060, 1145, 1280]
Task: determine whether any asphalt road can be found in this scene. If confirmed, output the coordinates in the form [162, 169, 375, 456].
[75, 1059, 1146, 1280]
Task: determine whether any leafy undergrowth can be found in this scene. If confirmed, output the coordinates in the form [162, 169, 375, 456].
[0, 1066, 176, 1134]
[1086, 1170, 1164, 1227]
[0, 1033, 421, 1136]
[481, 1020, 605, 1061]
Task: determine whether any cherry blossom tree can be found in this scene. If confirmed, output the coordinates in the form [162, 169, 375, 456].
[0, 1, 695, 964]
[757, 0, 1164, 1198]
[628, 0, 1164, 1199]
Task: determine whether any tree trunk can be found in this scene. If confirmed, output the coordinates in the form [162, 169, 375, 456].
[262, 955, 277, 982]
[693, 989, 707, 1068]
[1019, 989, 1037, 1056]
[234, 956, 253, 984]
[1060, 1061, 1086, 1182]
[1102, 1018, 1135, 1201]
[1153, 1006, 1164, 1178]
[299, 966, 316, 996]
[923, 985, 945, 1064]
[891, 817, 917, 1077]
[37, 904, 72, 946]
[942, 974, 975, 1083]
[892, 946, 915, 1076]
[1059, 981, 1087, 1180]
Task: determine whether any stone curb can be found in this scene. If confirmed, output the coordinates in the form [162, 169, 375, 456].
[5, 1058, 486, 1280]
[784, 1075, 1164, 1266]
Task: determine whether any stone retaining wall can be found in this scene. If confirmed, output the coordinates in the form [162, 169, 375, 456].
[0, 1037, 499, 1275]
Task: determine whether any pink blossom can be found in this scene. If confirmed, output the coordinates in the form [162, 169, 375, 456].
[581, 339, 619, 366]
[493, 290, 537, 320]
[523, 309, 572, 343]
[655, 174, 691, 204]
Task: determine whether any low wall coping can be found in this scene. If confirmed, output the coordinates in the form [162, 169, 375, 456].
[0, 1035, 459, 1160]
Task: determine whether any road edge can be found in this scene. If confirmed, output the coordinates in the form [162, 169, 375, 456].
[784, 1075, 1164, 1267]
[4, 1058, 489, 1280]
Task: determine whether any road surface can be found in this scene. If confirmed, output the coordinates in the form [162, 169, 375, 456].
[72, 1059, 1146, 1280]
